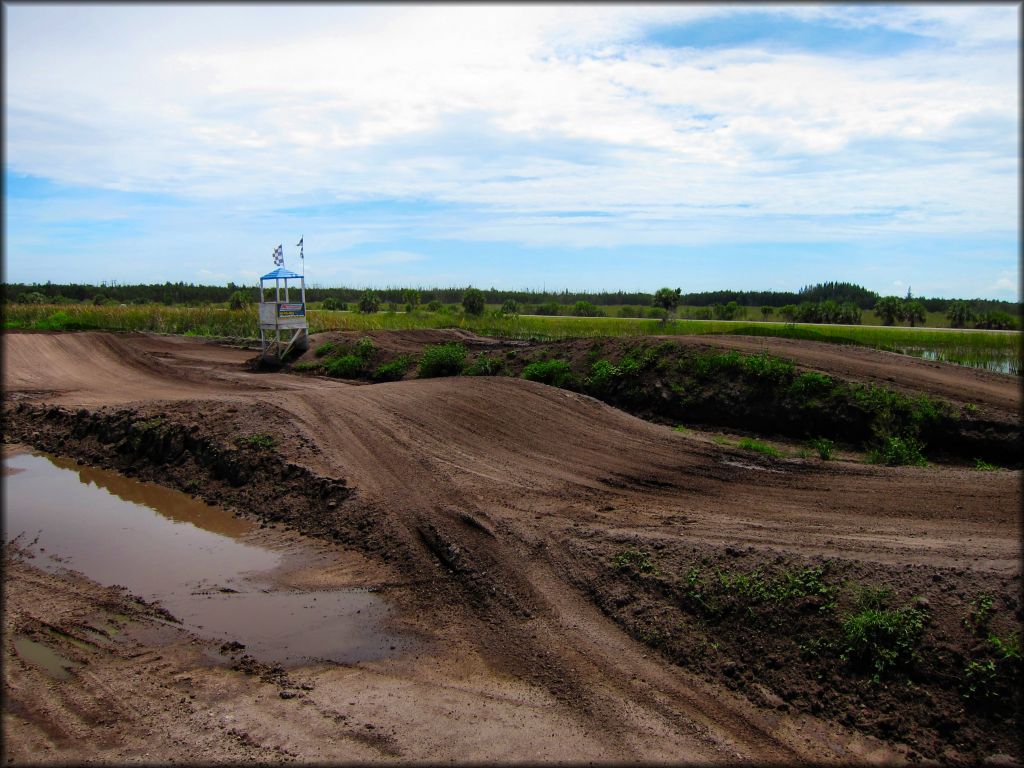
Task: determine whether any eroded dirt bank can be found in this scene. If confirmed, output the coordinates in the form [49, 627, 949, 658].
[3, 330, 1021, 765]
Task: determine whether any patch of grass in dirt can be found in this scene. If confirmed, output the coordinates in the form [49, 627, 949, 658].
[807, 437, 834, 460]
[577, 541, 1023, 759]
[611, 548, 658, 575]
[839, 605, 926, 680]
[236, 433, 276, 450]
[292, 360, 322, 372]
[737, 438, 783, 457]
[464, 354, 506, 376]
[867, 435, 928, 467]
[418, 342, 467, 378]
[973, 458, 999, 471]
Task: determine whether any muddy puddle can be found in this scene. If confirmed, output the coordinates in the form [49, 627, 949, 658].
[3, 449, 414, 667]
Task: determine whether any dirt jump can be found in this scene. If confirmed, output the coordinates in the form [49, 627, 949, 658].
[3, 330, 1021, 765]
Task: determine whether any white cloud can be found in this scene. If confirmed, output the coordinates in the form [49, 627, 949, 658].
[3, 4, 1018, 261]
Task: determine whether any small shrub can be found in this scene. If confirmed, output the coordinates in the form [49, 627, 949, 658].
[465, 355, 504, 376]
[852, 584, 893, 611]
[314, 341, 338, 358]
[588, 359, 620, 389]
[228, 290, 251, 310]
[962, 659, 999, 701]
[868, 436, 928, 467]
[353, 336, 375, 360]
[372, 355, 413, 382]
[808, 437, 834, 460]
[292, 361, 322, 372]
[322, 297, 346, 311]
[840, 606, 925, 678]
[522, 359, 574, 387]
[964, 595, 995, 636]
[612, 548, 658, 575]
[740, 353, 794, 382]
[426, 300, 443, 312]
[237, 433, 275, 450]
[737, 438, 782, 457]
[788, 371, 834, 399]
[324, 354, 365, 378]
[418, 343, 466, 377]
[974, 458, 998, 471]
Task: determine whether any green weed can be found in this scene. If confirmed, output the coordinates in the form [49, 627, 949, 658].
[787, 371, 834, 399]
[612, 548, 658, 575]
[464, 354, 505, 376]
[314, 341, 339, 358]
[808, 437, 834, 460]
[867, 436, 928, 466]
[973, 458, 999, 471]
[737, 438, 783, 457]
[522, 359, 575, 387]
[323, 354, 365, 378]
[964, 595, 995, 636]
[840, 605, 925, 678]
[372, 355, 413, 382]
[237, 433, 276, 450]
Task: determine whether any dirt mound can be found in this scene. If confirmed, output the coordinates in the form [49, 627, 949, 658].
[3, 330, 1021, 763]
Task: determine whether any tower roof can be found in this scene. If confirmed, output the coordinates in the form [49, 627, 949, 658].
[260, 267, 303, 280]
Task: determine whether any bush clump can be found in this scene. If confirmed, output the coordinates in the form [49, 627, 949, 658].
[840, 605, 926, 678]
[324, 354, 365, 378]
[418, 343, 466, 378]
[465, 355, 505, 376]
[372, 355, 413, 382]
[522, 359, 574, 387]
[868, 435, 928, 466]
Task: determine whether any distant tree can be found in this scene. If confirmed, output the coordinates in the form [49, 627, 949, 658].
[946, 301, 974, 329]
[652, 287, 682, 324]
[760, 306, 773, 321]
[571, 301, 604, 317]
[358, 291, 381, 313]
[874, 296, 904, 326]
[902, 300, 926, 328]
[462, 288, 485, 316]
[322, 297, 345, 311]
[536, 301, 561, 316]
[779, 304, 798, 323]
[228, 290, 251, 310]
[975, 310, 1017, 331]
[500, 299, 520, 316]
[426, 300, 443, 312]
[17, 291, 47, 304]
[713, 301, 742, 321]
[837, 301, 862, 325]
[402, 289, 420, 313]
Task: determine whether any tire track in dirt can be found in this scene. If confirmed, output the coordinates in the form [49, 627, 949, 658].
[3, 331, 1019, 763]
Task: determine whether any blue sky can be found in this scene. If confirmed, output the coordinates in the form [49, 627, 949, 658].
[3, 4, 1019, 299]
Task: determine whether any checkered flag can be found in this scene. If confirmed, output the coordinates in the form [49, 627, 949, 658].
[272, 244, 284, 266]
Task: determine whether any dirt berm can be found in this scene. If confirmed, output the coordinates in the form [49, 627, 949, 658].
[2, 330, 1021, 765]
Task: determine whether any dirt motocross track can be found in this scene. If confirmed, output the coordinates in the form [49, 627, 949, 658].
[2, 330, 1021, 765]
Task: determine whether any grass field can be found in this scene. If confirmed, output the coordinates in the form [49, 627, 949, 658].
[4, 303, 1020, 374]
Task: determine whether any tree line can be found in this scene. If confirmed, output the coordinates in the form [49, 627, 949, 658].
[3, 279, 1017, 311]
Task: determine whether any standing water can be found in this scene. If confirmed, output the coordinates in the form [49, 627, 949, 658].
[3, 449, 414, 666]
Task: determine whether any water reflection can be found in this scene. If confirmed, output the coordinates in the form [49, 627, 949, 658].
[3, 450, 414, 666]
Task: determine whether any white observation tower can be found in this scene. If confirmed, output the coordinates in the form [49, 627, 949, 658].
[259, 240, 309, 362]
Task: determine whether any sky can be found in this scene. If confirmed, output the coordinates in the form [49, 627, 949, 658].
[3, 3, 1020, 299]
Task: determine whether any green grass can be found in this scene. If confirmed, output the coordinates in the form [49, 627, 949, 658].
[5, 303, 1019, 374]
[236, 433, 276, 450]
[840, 605, 926, 678]
[737, 437, 783, 457]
